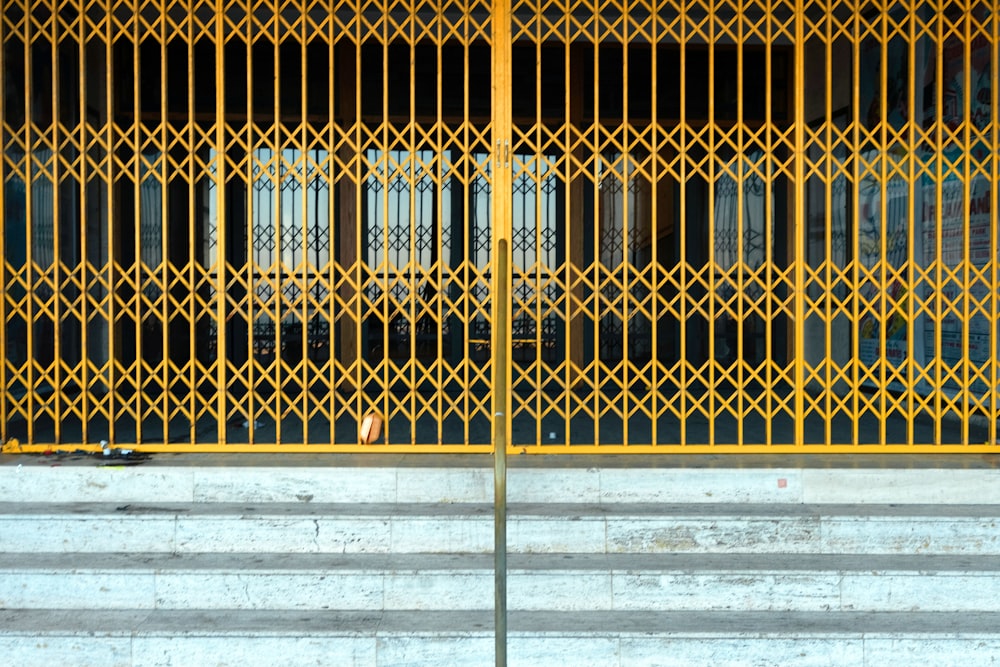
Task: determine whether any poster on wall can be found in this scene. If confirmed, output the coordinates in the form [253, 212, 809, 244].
[809, 2, 994, 400]
[855, 9, 929, 389]
[858, 7, 931, 133]
[855, 149, 917, 392]
[933, 5, 992, 142]
[918, 2, 994, 397]
[922, 166, 994, 395]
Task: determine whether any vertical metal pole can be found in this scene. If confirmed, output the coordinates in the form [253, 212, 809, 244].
[492, 0, 511, 659]
[494, 238, 508, 667]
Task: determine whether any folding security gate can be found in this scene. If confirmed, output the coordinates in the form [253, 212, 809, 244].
[2, 1, 998, 452]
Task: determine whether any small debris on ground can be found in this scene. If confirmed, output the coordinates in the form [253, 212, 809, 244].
[7, 446, 152, 466]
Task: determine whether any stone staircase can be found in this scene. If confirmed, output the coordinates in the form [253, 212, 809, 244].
[1, 455, 1000, 666]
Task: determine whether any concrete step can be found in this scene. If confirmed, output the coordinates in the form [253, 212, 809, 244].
[4, 456, 1000, 665]
[3, 609, 1000, 667]
[2, 552, 999, 613]
[3, 458, 1000, 505]
[3, 502, 999, 555]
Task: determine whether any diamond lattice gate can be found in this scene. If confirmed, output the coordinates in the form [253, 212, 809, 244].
[2, 1, 998, 452]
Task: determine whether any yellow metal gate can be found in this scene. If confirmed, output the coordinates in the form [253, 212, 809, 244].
[2, 1, 998, 452]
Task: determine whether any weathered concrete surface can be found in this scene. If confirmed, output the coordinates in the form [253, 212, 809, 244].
[4, 610, 1000, 667]
[2, 552, 999, 613]
[3, 502, 999, 555]
[3, 455, 1000, 665]
[2, 452, 999, 506]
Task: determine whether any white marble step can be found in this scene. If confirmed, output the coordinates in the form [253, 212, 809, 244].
[2, 552, 999, 613]
[3, 609, 1000, 667]
[2, 502, 999, 555]
[3, 459, 1000, 505]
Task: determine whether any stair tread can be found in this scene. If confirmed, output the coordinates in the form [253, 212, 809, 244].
[2, 551, 999, 572]
[3, 609, 1000, 636]
[2, 501, 1000, 518]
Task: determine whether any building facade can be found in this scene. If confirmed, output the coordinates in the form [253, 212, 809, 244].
[1, 0, 997, 452]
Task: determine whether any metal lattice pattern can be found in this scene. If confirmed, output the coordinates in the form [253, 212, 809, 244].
[2, 0, 497, 449]
[499, 0, 998, 451]
[2, 0, 999, 452]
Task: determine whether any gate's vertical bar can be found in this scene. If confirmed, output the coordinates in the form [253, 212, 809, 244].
[159, 0, 170, 444]
[215, 0, 228, 444]
[492, 0, 511, 660]
[768, 0, 776, 446]
[131, 0, 142, 443]
[590, 1, 601, 446]
[105, 0, 117, 445]
[325, 0, 336, 445]
[298, 0, 309, 444]
[904, 4, 916, 446]
[186, 0, 197, 443]
[991, 0, 999, 448]
[793, 0, 805, 445]
[407, 0, 416, 444]
[49, 0, 64, 444]
[621, 0, 631, 448]
[561, 35, 569, 446]
[24, 4, 36, 444]
[147, 0, 160, 439]
[461, 34, 470, 447]
[678, 0, 687, 447]
[434, 0, 444, 445]
[245, 0, 257, 444]
[533, 11, 543, 449]
[877, 8, 888, 447]
[960, 8, 971, 446]
[379, 3, 389, 442]
[351, 24, 363, 448]
[849, 0, 860, 447]
[272, 1, 283, 444]
[736, 0, 745, 447]
[649, 4, 659, 448]
[822, 1, 832, 446]
[933, 7, 943, 445]
[0, 0, 7, 444]
[707, 1, 716, 447]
